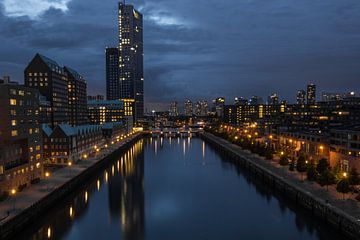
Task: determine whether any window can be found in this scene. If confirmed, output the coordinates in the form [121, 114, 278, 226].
[11, 130, 18, 137]
[10, 99, 17, 105]
[29, 128, 33, 134]
[19, 90, 25, 96]
[11, 120, 16, 126]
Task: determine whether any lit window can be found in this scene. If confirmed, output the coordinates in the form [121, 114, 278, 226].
[10, 99, 17, 105]
[11, 120, 16, 126]
[11, 130, 18, 137]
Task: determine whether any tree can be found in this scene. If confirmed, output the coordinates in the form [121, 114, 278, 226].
[307, 162, 318, 181]
[349, 168, 360, 186]
[279, 155, 289, 166]
[337, 179, 350, 200]
[316, 158, 329, 175]
[297, 155, 307, 180]
[332, 163, 343, 183]
[289, 162, 295, 171]
[265, 149, 273, 160]
[318, 169, 335, 191]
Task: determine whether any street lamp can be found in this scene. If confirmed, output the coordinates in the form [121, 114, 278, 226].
[10, 188, 16, 212]
[45, 172, 50, 191]
[343, 172, 347, 178]
[68, 161, 72, 177]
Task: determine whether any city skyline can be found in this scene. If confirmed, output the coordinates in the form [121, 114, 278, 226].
[0, 0, 360, 110]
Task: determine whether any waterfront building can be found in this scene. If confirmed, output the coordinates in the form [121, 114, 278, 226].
[118, 2, 144, 120]
[169, 101, 179, 117]
[330, 125, 360, 172]
[64, 67, 88, 126]
[87, 99, 125, 125]
[25, 54, 69, 128]
[0, 80, 43, 195]
[307, 84, 316, 105]
[184, 99, 193, 116]
[42, 124, 103, 165]
[106, 47, 120, 101]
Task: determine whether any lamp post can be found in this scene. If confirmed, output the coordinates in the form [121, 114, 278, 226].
[10, 188, 16, 212]
[45, 172, 50, 191]
[68, 161, 72, 177]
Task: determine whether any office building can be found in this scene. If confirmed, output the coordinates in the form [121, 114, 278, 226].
[184, 99, 193, 116]
[267, 93, 279, 105]
[24, 54, 69, 127]
[296, 90, 306, 105]
[64, 67, 88, 126]
[106, 47, 120, 101]
[169, 101, 179, 117]
[307, 84, 316, 105]
[88, 99, 125, 125]
[0, 81, 43, 195]
[118, 3, 144, 120]
[214, 97, 225, 117]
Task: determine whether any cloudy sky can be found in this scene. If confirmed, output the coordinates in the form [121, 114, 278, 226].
[0, 0, 360, 111]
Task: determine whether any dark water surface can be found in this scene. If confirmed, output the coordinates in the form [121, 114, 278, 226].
[17, 138, 347, 240]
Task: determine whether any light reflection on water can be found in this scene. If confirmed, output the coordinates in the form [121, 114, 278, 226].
[16, 138, 347, 240]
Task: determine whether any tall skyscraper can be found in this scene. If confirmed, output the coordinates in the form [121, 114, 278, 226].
[118, 2, 144, 121]
[267, 93, 279, 105]
[296, 90, 306, 105]
[214, 97, 225, 117]
[169, 101, 179, 117]
[106, 47, 120, 100]
[64, 67, 88, 126]
[184, 99, 193, 116]
[25, 54, 69, 127]
[307, 84, 316, 105]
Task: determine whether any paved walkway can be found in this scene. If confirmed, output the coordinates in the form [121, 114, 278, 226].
[204, 133, 360, 220]
[0, 133, 140, 225]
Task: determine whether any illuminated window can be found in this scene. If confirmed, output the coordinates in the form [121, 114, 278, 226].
[10, 99, 17, 105]
[11, 130, 18, 137]
[11, 120, 16, 126]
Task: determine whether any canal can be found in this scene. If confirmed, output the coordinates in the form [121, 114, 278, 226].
[16, 137, 347, 240]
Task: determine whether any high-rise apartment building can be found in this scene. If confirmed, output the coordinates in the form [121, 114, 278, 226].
[25, 54, 69, 128]
[296, 90, 306, 105]
[307, 84, 316, 105]
[64, 67, 88, 126]
[118, 2, 144, 120]
[267, 93, 279, 105]
[0, 81, 43, 194]
[184, 100, 193, 116]
[106, 47, 120, 100]
[169, 101, 179, 117]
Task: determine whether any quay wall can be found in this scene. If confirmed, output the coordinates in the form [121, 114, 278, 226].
[201, 132, 360, 240]
[0, 134, 143, 240]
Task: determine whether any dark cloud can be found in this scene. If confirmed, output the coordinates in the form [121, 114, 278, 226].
[0, 0, 360, 111]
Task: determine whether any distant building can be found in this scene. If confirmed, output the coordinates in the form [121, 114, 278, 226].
[24, 54, 69, 127]
[321, 92, 357, 102]
[169, 101, 179, 117]
[296, 90, 306, 105]
[88, 99, 125, 125]
[106, 47, 120, 101]
[64, 67, 88, 126]
[234, 97, 248, 106]
[0, 81, 43, 195]
[88, 95, 105, 101]
[249, 96, 263, 105]
[214, 97, 225, 117]
[118, 3, 144, 120]
[267, 93, 279, 105]
[194, 100, 208, 116]
[184, 99, 193, 116]
[307, 84, 316, 105]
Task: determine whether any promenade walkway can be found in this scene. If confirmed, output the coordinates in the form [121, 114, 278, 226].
[204, 132, 360, 220]
[0, 133, 140, 225]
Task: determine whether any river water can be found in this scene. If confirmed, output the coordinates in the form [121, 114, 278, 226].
[17, 137, 347, 240]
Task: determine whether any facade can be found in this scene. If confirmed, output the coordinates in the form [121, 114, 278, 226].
[194, 100, 208, 116]
[106, 47, 120, 101]
[0, 82, 43, 195]
[267, 93, 279, 105]
[25, 54, 69, 128]
[296, 90, 306, 105]
[88, 95, 105, 101]
[118, 3, 144, 120]
[307, 84, 316, 105]
[249, 96, 263, 105]
[184, 99, 193, 116]
[169, 101, 179, 117]
[42, 124, 103, 165]
[330, 126, 360, 172]
[88, 99, 125, 125]
[64, 67, 88, 126]
[214, 97, 225, 118]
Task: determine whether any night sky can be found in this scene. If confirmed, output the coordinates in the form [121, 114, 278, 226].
[1, 0, 360, 111]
